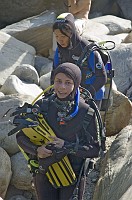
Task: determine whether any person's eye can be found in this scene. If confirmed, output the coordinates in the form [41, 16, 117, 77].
[55, 80, 61, 84]
[66, 82, 72, 86]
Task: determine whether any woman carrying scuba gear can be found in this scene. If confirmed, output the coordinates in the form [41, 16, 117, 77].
[16, 62, 100, 200]
[52, 12, 107, 110]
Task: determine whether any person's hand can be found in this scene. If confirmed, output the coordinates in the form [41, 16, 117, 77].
[48, 136, 64, 149]
[37, 145, 53, 158]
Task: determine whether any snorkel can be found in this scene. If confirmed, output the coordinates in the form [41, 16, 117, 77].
[67, 87, 80, 120]
[61, 87, 80, 122]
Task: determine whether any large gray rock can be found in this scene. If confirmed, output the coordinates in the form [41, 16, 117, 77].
[0, 0, 66, 28]
[0, 121, 19, 155]
[117, 0, 132, 20]
[110, 43, 132, 93]
[91, 15, 131, 35]
[123, 31, 132, 43]
[40, 61, 53, 77]
[11, 152, 32, 190]
[0, 75, 43, 98]
[0, 147, 12, 199]
[0, 31, 35, 87]
[93, 125, 132, 200]
[5, 185, 34, 200]
[34, 56, 52, 75]
[12, 64, 39, 84]
[1, 11, 56, 57]
[90, 0, 132, 20]
[82, 20, 109, 38]
[0, 94, 35, 155]
[39, 72, 51, 90]
[34, 55, 53, 76]
[102, 90, 132, 136]
[90, 0, 116, 17]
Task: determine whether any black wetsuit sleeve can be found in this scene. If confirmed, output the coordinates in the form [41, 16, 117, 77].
[85, 51, 107, 97]
[16, 131, 38, 156]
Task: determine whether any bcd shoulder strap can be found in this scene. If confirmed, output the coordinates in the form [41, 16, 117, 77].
[82, 106, 100, 143]
[77, 42, 95, 67]
[83, 106, 95, 131]
[83, 99, 105, 152]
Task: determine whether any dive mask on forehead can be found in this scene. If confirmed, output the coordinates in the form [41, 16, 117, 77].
[53, 13, 75, 38]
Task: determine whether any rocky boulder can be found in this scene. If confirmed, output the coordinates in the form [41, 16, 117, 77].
[1, 11, 56, 57]
[0, 94, 35, 155]
[103, 90, 132, 136]
[0, 31, 35, 87]
[0, 0, 66, 29]
[11, 152, 32, 190]
[93, 125, 132, 200]
[0, 147, 12, 199]
[0, 75, 43, 98]
[12, 64, 39, 85]
[91, 15, 131, 35]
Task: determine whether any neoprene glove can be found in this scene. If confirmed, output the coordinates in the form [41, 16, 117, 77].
[38, 144, 69, 174]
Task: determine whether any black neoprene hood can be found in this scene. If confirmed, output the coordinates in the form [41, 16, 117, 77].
[53, 62, 81, 98]
[53, 13, 76, 38]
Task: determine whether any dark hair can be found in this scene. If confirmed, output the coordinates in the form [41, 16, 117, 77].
[53, 21, 73, 38]
[53, 13, 76, 38]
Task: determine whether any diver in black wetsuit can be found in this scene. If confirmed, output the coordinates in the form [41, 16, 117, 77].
[52, 13, 107, 109]
[16, 62, 100, 200]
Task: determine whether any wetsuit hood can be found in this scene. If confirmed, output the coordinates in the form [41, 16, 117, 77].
[52, 62, 81, 100]
[53, 13, 81, 49]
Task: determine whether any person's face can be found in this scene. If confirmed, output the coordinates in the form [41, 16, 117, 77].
[54, 29, 70, 48]
[54, 73, 74, 99]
